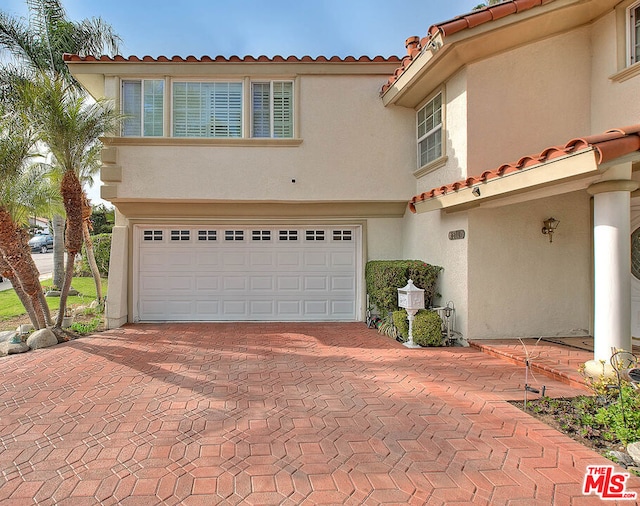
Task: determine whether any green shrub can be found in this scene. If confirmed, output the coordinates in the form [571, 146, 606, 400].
[412, 310, 443, 347]
[392, 310, 409, 339]
[365, 260, 442, 315]
[594, 383, 640, 445]
[75, 233, 111, 277]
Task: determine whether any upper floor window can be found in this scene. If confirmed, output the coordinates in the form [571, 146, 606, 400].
[417, 93, 443, 168]
[173, 81, 243, 138]
[121, 79, 164, 136]
[630, 1, 640, 66]
[252, 81, 294, 138]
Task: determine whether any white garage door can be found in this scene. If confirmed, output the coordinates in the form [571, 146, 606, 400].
[134, 225, 360, 321]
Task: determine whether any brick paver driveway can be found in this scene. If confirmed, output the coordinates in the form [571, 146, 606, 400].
[0, 323, 637, 505]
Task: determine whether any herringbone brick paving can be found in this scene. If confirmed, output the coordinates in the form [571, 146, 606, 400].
[0, 323, 638, 505]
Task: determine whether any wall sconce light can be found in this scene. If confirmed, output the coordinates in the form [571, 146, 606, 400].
[472, 187, 481, 197]
[541, 217, 560, 243]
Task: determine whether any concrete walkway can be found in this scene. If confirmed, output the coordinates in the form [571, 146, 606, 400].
[0, 323, 637, 505]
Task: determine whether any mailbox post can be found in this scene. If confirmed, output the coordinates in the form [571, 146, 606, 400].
[398, 279, 425, 348]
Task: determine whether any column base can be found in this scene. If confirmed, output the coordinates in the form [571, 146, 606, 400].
[583, 359, 616, 381]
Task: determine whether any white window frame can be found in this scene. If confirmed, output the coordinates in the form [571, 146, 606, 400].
[416, 92, 444, 169]
[121, 79, 165, 137]
[251, 81, 294, 138]
[628, 0, 640, 66]
[171, 80, 244, 138]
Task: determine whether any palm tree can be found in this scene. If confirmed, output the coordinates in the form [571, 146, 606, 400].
[19, 75, 119, 327]
[0, 108, 59, 328]
[0, 0, 120, 83]
[0, 0, 120, 319]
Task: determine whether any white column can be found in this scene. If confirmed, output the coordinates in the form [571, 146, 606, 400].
[588, 178, 638, 363]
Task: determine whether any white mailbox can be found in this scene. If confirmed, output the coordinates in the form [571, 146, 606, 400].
[398, 280, 424, 311]
[398, 280, 425, 348]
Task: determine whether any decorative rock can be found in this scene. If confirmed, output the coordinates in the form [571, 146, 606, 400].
[74, 305, 88, 316]
[89, 300, 99, 309]
[68, 288, 79, 296]
[0, 331, 17, 343]
[26, 328, 58, 350]
[627, 441, 640, 466]
[0, 341, 30, 356]
[45, 290, 61, 297]
[607, 450, 636, 468]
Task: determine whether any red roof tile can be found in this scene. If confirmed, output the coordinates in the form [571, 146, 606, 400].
[408, 125, 640, 213]
[63, 54, 401, 64]
[381, 0, 552, 95]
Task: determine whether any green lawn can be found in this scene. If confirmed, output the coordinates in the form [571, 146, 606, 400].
[0, 277, 108, 321]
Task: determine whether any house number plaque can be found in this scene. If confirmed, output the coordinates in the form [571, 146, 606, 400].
[448, 230, 465, 240]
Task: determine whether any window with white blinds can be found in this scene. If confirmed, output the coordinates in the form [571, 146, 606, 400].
[121, 80, 164, 137]
[173, 82, 243, 138]
[251, 81, 294, 138]
[630, 2, 640, 66]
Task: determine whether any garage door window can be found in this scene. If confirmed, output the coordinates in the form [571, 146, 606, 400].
[306, 230, 325, 241]
[171, 230, 190, 241]
[198, 230, 217, 241]
[225, 230, 244, 241]
[279, 230, 298, 241]
[252, 230, 271, 241]
[333, 230, 352, 241]
[143, 230, 163, 241]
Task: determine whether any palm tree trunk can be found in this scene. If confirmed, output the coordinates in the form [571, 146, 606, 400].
[55, 252, 75, 328]
[0, 209, 48, 329]
[82, 222, 102, 304]
[55, 170, 83, 328]
[52, 213, 65, 289]
[0, 255, 40, 328]
[82, 193, 102, 304]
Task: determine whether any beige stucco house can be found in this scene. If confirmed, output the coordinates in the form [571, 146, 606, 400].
[66, 0, 640, 365]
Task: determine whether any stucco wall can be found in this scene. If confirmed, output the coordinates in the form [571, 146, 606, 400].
[466, 27, 592, 174]
[402, 210, 469, 338]
[112, 75, 415, 202]
[589, 7, 640, 133]
[366, 218, 404, 261]
[416, 68, 468, 192]
[467, 191, 592, 340]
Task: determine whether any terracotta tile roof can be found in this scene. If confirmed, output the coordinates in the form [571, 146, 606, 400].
[409, 125, 640, 213]
[381, 0, 552, 95]
[63, 54, 400, 64]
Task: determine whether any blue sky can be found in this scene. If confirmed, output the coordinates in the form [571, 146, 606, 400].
[3, 0, 483, 58]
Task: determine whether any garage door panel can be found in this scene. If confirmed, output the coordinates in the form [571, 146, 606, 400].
[250, 276, 274, 290]
[304, 251, 329, 267]
[250, 300, 275, 314]
[331, 276, 355, 291]
[278, 277, 301, 291]
[196, 276, 220, 291]
[222, 252, 248, 266]
[277, 251, 302, 267]
[137, 225, 358, 321]
[223, 300, 247, 315]
[304, 276, 328, 291]
[223, 276, 247, 291]
[167, 276, 193, 291]
[332, 300, 355, 315]
[196, 300, 220, 315]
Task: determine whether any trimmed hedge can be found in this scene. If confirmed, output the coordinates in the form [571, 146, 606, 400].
[412, 310, 443, 347]
[75, 233, 112, 277]
[392, 309, 443, 347]
[365, 260, 442, 315]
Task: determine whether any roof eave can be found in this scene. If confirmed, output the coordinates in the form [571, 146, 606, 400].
[412, 149, 600, 214]
[382, 0, 619, 108]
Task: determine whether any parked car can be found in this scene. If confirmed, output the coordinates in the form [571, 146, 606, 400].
[28, 234, 54, 254]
